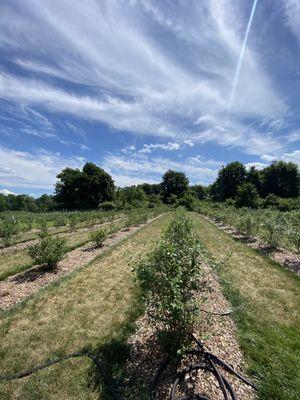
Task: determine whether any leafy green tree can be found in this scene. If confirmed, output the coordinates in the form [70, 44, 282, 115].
[0, 194, 7, 211]
[262, 161, 300, 198]
[235, 183, 260, 208]
[213, 162, 247, 201]
[55, 167, 83, 209]
[161, 170, 189, 203]
[117, 186, 147, 208]
[190, 184, 207, 200]
[55, 163, 115, 210]
[247, 166, 263, 195]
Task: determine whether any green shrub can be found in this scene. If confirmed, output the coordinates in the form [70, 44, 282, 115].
[237, 214, 258, 238]
[28, 236, 66, 269]
[99, 201, 117, 211]
[288, 229, 300, 253]
[134, 213, 202, 357]
[89, 228, 106, 247]
[235, 183, 260, 208]
[262, 217, 284, 249]
[68, 214, 78, 230]
[38, 219, 49, 239]
[0, 216, 19, 247]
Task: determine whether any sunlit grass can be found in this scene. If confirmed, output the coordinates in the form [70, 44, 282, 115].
[0, 213, 171, 400]
[192, 213, 300, 400]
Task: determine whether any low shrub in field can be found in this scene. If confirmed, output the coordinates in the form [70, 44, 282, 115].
[0, 216, 19, 247]
[38, 219, 49, 239]
[261, 217, 284, 249]
[99, 201, 117, 211]
[68, 214, 78, 230]
[288, 229, 300, 253]
[134, 213, 202, 357]
[28, 236, 66, 269]
[237, 214, 258, 238]
[90, 228, 106, 247]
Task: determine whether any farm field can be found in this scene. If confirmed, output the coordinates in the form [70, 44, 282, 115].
[192, 213, 300, 400]
[0, 210, 299, 399]
[198, 202, 300, 253]
[0, 213, 172, 399]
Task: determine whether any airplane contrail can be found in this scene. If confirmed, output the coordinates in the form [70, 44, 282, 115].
[229, 0, 259, 110]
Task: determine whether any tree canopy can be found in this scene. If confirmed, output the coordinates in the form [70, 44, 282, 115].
[161, 170, 189, 203]
[55, 163, 115, 210]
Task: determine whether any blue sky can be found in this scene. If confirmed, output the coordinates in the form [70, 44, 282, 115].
[0, 0, 299, 196]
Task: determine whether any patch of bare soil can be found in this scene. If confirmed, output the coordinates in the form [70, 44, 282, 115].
[205, 216, 300, 276]
[0, 218, 125, 256]
[123, 261, 255, 399]
[0, 218, 151, 311]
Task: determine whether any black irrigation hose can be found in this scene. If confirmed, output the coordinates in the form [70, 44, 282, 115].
[0, 351, 119, 400]
[150, 357, 171, 395]
[191, 334, 258, 390]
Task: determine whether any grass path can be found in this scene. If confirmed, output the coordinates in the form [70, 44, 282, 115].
[0, 218, 126, 281]
[0, 213, 172, 400]
[191, 213, 300, 400]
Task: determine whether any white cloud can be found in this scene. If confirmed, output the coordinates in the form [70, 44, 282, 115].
[0, 0, 289, 154]
[0, 146, 84, 189]
[283, 0, 300, 42]
[102, 152, 222, 187]
[138, 142, 180, 154]
[0, 189, 15, 196]
[261, 150, 300, 165]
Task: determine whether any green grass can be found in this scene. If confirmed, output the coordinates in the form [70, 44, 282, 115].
[191, 212, 300, 400]
[0, 213, 171, 400]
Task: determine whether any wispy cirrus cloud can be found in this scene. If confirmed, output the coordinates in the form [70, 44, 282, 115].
[0, 0, 288, 151]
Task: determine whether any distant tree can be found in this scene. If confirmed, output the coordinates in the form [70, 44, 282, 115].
[262, 161, 300, 198]
[119, 186, 147, 208]
[189, 185, 207, 200]
[35, 194, 57, 212]
[161, 170, 189, 203]
[55, 167, 83, 209]
[55, 163, 115, 210]
[138, 183, 161, 196]
[0, 194, 7, 211]
[235, 183, 260, 208]
[81, 163, 115, 209]
[247, 166, 263, 196]
[213, 162, 247, 201]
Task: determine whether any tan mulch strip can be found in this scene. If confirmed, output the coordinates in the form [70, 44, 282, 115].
[204, 216, 300, 276]
[0, 218, 153, 311]
[0, 218, 124, 256]
[123, 260, 255, 399]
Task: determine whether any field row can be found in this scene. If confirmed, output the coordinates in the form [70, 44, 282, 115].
[0, 212, 299, 399]
[198, 202, 300, 253]
[0, 207, 166, 281]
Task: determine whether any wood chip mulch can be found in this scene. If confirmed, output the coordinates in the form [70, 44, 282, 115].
[0, 219, 151, 311]
[205, 216, 300, 276]
[122, 260, 255, 399]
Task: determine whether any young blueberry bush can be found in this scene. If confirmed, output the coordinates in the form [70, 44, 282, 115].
[134, 213, 202, 357]
[89, 228, 107, 248]
[28, 236, 66, 270]
[0, 216, 19, 247]
[38, 218, 49, 239]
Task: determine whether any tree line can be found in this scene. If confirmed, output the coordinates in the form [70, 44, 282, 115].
[0, 160, 299, 212]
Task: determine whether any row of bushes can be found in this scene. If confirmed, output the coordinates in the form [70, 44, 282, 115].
[26, 207, 164, 269]
[198, 202, 300, 252]
[135, 213, 202, 356]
